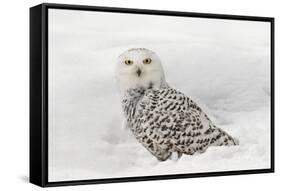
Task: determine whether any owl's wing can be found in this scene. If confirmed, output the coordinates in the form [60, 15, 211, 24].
[138, 88, 238, 157]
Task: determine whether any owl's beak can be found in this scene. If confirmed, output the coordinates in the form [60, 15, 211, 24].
[136, 68, 142, 77]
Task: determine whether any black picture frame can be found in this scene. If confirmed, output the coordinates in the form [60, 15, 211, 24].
[30, 3, 275, 187]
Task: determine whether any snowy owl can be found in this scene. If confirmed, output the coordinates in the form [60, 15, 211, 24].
[115, 48, 239, 161]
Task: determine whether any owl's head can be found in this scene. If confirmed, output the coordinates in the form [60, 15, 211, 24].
[115, 48, 167, 92]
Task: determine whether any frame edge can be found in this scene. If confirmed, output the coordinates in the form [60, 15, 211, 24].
[30, 4, 46, 187]
[270, 18, 275, 172]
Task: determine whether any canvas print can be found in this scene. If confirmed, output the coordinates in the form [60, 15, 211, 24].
[47, 8, 271, 182]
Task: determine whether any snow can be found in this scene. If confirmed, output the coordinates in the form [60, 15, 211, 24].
[48, 9, 271, 181]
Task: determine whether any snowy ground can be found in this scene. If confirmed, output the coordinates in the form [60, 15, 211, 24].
[48, 9, 271, 181]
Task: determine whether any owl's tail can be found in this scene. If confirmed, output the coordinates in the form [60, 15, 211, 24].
[210, 127, 239, 146]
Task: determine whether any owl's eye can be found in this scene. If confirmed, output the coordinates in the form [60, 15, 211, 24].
[143, 58, 152, 64]
[124, 60, 133, 65]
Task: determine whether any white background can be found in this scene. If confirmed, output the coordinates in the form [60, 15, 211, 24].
[0, 0, 279, 190]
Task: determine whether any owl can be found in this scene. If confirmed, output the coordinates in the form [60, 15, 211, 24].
[115, 48, 239, 161]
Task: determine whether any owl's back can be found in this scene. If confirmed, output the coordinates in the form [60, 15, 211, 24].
[123, 88, 239, 161]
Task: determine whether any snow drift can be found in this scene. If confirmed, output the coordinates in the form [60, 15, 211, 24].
[48, 9, 271, 181]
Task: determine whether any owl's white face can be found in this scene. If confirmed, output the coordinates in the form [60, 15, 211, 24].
[115, 48, 166, 92]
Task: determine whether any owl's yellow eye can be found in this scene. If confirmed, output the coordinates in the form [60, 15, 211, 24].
[143, 58, 152, 64]
[124, 60, 133, 65]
